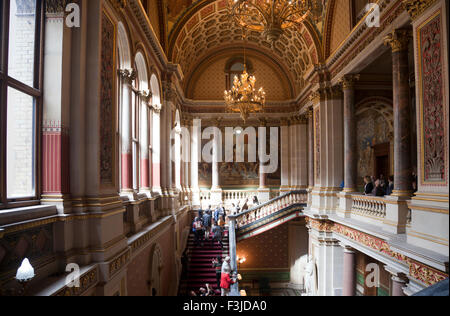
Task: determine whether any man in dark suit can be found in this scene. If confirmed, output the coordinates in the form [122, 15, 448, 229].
[364, 176, 374, 195]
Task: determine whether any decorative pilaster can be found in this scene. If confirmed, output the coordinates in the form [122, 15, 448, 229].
[258, 119, 270, 202]
[280, 118, 291, 194]
[139, 90, 152, 196]
[307, 109, 314, 190]
[118, 68, 136, 195]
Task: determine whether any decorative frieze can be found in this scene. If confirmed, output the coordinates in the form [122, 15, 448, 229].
[53, 267, 98, 296]
[109, 249, 131, 277]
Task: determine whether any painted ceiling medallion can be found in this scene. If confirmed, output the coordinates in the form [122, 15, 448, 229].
[228, 0, 323, 43]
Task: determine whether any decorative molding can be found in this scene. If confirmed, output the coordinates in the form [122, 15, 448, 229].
[339, 74, 360, 90]
[53, 266, 99, 296]
[402, 0, 438, 21]
[109, 249, 131, 278]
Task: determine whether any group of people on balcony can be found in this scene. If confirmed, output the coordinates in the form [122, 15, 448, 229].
[363, 175, 394, 197]
[362, 171, 417, 197]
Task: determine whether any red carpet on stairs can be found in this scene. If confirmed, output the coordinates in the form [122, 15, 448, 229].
[179, 231, 229, 296]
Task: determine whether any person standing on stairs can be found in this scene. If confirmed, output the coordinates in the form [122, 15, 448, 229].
[212, 223, 223, 249]
[193, 217, 205, 247]
[220, 257, 236, 296]
[212, 256, 223, 291]
[203, 210, 212, 240]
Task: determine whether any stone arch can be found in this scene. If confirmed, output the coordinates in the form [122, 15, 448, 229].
[134, 51, 149, 91]
[355, 97, 394, 184]
[118, 22, 132, 69]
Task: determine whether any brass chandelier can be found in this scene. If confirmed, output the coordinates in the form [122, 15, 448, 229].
[224, 31, 266, 122]
[228, 0, 323, 42]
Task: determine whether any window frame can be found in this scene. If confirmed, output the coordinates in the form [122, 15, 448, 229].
[0, 0, 44, 210]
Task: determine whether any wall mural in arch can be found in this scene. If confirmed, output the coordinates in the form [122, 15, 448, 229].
[356, 109, 393, 186]
[198, 127, 281, 187]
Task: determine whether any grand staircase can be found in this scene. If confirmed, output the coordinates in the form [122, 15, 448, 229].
[178, 231, 229, 296]
[178, 190, 308, 296]
[232, 190, 308, 241]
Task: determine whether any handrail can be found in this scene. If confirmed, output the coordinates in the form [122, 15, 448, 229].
[228, 190, 308, 220]
[227, 190, 308, 296]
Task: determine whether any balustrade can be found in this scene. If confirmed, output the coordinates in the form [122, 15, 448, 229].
[351, 194, 387, 219]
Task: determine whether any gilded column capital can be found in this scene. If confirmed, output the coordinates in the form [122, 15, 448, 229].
[383, 29, 412, 53]
[402, 0, 437, 21]
[118, 68, 136, 85]
[339, 74, 360, 90]
[309, 89, 326, 104]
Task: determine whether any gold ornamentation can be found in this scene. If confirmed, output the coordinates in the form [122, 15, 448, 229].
[339, 74, 360, 90]
[383, 29, 412, 53]
[109, 249, 131, 277]
[228, 0, 324, 43]
[402, 0, 437, 20]
[54, 268, 98, 296]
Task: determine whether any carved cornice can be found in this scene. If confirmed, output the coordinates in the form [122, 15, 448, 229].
[402, 0, 437, 20]
[383, 29, 412, 53]
[45, 0, 69, 14]
[53, 266, 99, 296]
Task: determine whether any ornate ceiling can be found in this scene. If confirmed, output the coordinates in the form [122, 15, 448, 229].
[167, 0, 324, 97]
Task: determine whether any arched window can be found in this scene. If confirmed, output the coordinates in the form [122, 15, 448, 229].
[150, 74, 162, 194]
[173, 110, 182, 190]
[117, 22, 134, 196]
[135, 53, 151, 195]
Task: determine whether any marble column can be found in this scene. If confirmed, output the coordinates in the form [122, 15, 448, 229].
[382, 29, 413, 233]
[190, 118, 201, 206]
[210, 121, 222, 206]
[119, 69, 136, 195]
[384, 266, 408, 296]
[384, 29, 413, 196]
[342, 246, 356, 296]
[391, 276, 407, 296]
[280, 119, 291, 194]
[340, 75, 360, 192]
[297, 116, 308, 189]
[290, 120, 298, 190]
[151, 106, 162, 194]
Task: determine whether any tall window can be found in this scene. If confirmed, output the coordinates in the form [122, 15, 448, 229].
[0, 0, 43, 209]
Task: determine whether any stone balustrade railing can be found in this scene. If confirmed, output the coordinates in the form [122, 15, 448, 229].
[351, 194, 387, 219]
[230, 190, 308, 229]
